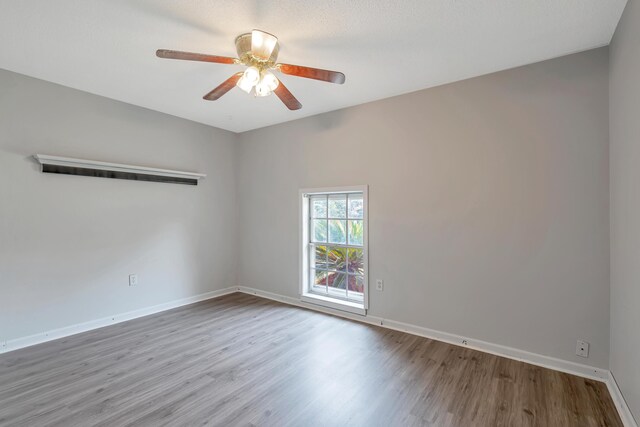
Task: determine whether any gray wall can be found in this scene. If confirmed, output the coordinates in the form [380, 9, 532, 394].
[0, 69, 238, 342]
[237, 48, 611, 368]
[610, 0, 640, 420]
[1, 46, 614, 371]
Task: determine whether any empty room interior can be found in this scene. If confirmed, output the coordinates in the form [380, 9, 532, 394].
[1, 1, 640, 426]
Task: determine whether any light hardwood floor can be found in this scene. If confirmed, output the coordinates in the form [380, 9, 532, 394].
[0, 293, 623, 426]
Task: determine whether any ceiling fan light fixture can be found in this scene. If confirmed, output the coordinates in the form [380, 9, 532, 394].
[261, 72, 279, 91]
[254, 72, 279, 97]
[251, 29, 278, 60]
[236, 75, 254, 93]
[254, 82, 271, 97]
[242, 66, 260, 85]
[157, 29, 344, 110]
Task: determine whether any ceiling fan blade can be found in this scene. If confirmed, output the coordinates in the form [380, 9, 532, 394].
[203, 73, 243, 101]
[274, 79, 302, 110]
[277, 64, 345, 84]
[156, 49, 236, 64]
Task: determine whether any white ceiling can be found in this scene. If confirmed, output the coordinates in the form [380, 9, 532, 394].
[0, 1, 627, 133]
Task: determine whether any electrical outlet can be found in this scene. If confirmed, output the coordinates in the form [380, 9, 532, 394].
[576, 340, 589, 358]
[129, 274, 138, 287]
[376, 279, 384, 291]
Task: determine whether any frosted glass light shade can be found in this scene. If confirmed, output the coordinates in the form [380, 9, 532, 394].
[251, 30, 278, 60]
[243, 66, 260, 85]
[254, 82, 271, 97]
[236, 75, 254, 93]
[261, 72, 279, 91]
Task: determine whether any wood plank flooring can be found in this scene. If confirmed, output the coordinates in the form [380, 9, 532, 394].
[0, 293, 623, 426]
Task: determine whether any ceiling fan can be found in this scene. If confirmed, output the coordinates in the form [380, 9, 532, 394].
[156, 30, 345, 111]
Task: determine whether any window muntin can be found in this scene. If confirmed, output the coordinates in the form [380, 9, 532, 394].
[307, 192, 365, 304]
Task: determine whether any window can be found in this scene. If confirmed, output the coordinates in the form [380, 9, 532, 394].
[300, 186, 368, 315]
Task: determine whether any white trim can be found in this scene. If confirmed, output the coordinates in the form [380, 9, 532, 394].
[301, 294, 366, 315]
[238, 286, 373, 324]
[300, 186, 367, 196]
[368, 317, 609, 381]
[0, 287, 237, 355]
[33, 154, 206, 181]
[607, 371, 639, 427]
[0, 285, 612, 383]
[236, 286, 609, 382]
[299, 188, 310, 308]
[2, 285, 632, 425]
[299, 185, 369, 311]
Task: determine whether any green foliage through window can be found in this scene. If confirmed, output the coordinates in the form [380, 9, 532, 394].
[308, 191, 365, 299]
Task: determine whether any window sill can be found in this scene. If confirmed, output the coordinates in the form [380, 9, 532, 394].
[301, 293, 366, 316]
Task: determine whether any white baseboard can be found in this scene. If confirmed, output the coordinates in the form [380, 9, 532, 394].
[236, 286, 608, 381]
[237, 286, 640, 425]
[2, 285, 634, 426]
[0, 287, 237, 355]
[369, 316, 609, 382]
[607, 372, 639, 427]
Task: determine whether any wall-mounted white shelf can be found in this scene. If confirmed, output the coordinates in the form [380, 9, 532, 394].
[33, 154, 206, 185]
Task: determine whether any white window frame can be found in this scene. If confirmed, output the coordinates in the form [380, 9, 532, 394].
[299, 185, 369, 316]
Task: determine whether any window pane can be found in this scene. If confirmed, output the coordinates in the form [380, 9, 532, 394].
[311, 195, 327, 218]
[306, 190, 366, 306]
[328, 272, 348, 297]
[348, 194, 363, 219]
[312, 245, 328, 269]
[327, 246, 347, 272]
[328, 195, 347, 218]
[348, 275, 365, 293]
[312, 220, 327, 243]
[328, 220, 346, 244]
[347, 276, 364, 302]
[311, 269, 328, 292]
[348, 220, 364, 246]
[347, 248, 364, 275]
